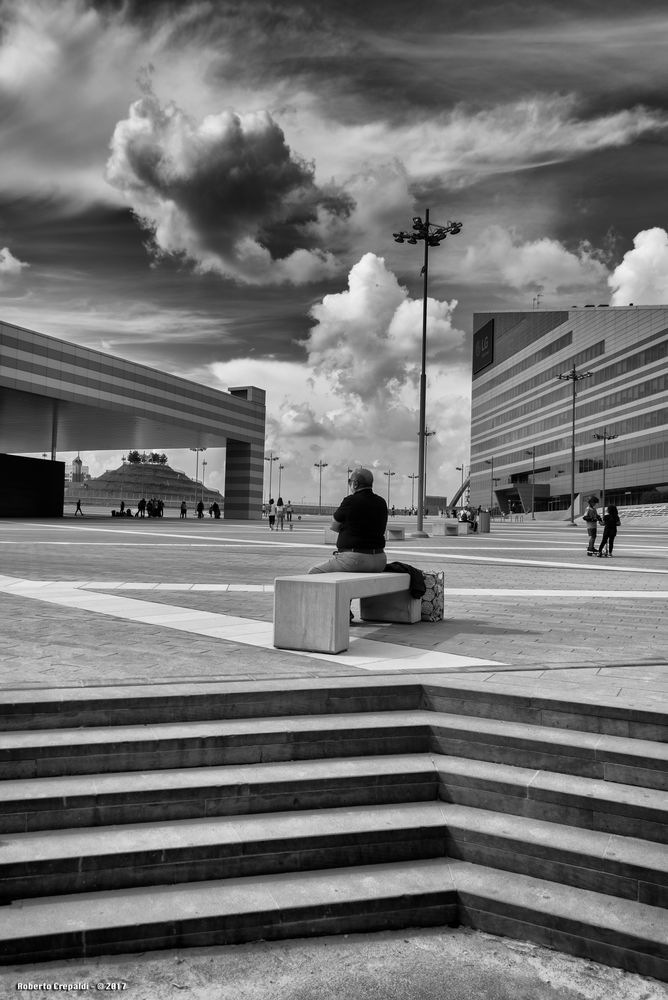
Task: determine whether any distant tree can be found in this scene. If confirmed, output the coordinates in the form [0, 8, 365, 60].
[127, 450, 141, 464]
[159, 453, 168, 465]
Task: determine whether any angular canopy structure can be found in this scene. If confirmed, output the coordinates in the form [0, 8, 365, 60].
[0, 320, 266, 519]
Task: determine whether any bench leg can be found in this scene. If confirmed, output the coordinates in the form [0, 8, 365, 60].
[273, 581, 350, 653]
[359, 591, 422, 624]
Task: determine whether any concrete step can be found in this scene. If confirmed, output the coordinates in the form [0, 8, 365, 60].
[0, 711, 433, 779]
[0, 801, 446, 902]
[434, 754, 668, 844]
[2, 677, 665, 741]
[2, 859, 666, 980]
[438, 802, 667, 907]
[1, 799, 665, 908]
[2, 709, 666, 785]
[0, 754, 439, 833]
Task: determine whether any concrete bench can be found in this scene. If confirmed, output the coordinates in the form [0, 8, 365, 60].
[386, 526, 405, 540]
[457, 522, 474, 535]
[323, 528, 339, 545]
[431, 522, 458, 536]
[273, 572, 421, 654]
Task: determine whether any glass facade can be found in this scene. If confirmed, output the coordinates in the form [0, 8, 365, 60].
[469, 307, 668, 514]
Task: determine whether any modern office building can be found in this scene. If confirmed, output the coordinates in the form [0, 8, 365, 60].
[468, 306, 668, 515]
[0, 320, 266, 518]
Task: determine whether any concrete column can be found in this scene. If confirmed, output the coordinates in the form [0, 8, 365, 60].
[224, 439, 264, 520]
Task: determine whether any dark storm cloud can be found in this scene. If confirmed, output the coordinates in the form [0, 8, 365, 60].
[106, 90, 354, 283]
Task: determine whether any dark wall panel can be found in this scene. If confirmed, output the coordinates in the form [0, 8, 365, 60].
[0, 455, 64, 517]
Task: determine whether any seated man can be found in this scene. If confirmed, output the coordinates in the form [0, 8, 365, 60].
[308, 467, 387, 575]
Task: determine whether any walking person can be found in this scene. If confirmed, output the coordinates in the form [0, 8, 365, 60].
[74, 499, 84, 516]
[582, 496, 603, 556]
[268, 498, 276, 530]
[597, 504, 621, 558]
[180, 500, 187, 519]
[196, 500, 204, 519]
[276, 497, 285, 530]
[285, 501, 293, 522]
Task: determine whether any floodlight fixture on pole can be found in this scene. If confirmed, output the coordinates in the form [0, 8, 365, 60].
[392, 209, 462, 536]
[525, 448, 536, 520]
[593, 429, 618, 513]
[557, 367, 593, 524]
[383, 468, 396, 506]
[408, 473, 418, 512]
[314, 460, 328, 514]
[264, 451, 279, 503]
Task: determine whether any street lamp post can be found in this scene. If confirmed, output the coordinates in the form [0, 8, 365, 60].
[314, 460, 328, 514]
[557, 367, 593, 524]
[408, 473, 418, 513]
[190, 447, 207, 507]
[264, 452, 279, 503]
[383, 468, 396, 507]
[485, 458, 495, 511]
[525, 448, 536, 520]
[593, 429, 618, 513]
[278, 464, 284, 498]
[418, 426, 436, 511]
[201, 459, 207, 506]
[393, 210, 462, 536]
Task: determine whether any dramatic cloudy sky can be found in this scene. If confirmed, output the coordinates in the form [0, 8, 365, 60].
[3, 0, 668, 506]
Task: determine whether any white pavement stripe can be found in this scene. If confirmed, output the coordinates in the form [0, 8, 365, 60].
[67, 582, 668, 599]
[0, 575, 501, 672]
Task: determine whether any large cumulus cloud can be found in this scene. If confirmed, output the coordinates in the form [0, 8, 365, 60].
[304, 252, 465, 405]
[106, 91, 354, 284]
[608, 228, 668, 305]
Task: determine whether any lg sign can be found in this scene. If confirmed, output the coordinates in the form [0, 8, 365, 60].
[473, 319, 494, 374]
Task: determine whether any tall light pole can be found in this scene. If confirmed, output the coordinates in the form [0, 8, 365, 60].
[393, 210, 462, 535]
[408, 473, 418, 513]
[201, 459, 208, 506]
[278, 464, 284, 498]
[190, 447, 207, 506]
[264, 451, 279, 502]
[419, 426, 436, 510]
[485, 458, 494, 511]
[384, 468, 396, 506]
[525, 448, 536, 520]
[557, 366, 593, 524]
[314, 460, 328, 514]
[593, 429, 618, 513]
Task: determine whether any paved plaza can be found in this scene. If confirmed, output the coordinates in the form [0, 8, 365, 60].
[0, 514, 667, 999]
[0, 515, 666, 697]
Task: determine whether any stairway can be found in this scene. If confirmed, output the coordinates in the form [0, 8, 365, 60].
[0, 676, 666, 980]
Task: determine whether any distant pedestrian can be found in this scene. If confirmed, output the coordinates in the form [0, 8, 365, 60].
[582, 496, 603, 556]
[268, 498, 276, 530]
[285, 501, 293, 522]
[119, 500, 125, 515]
[276, 497, 285, 530]
[180, 500, 187, 519]
[197, 500, 204, 519]
[138, 497, 146, 518]
[74, 499, 84, 516]
[597, 504, 621, 558]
